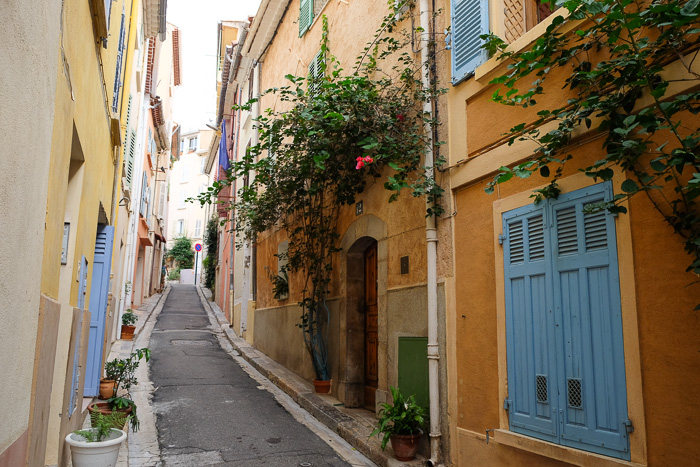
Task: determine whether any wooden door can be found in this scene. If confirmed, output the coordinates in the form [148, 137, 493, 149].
[364, 242, 378, 409]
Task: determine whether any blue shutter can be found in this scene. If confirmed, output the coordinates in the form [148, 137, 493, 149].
[84, 225, 115, 396]
[552, 183, 630, 460]
[112, 9, 126, 113]
[451, 0, 489, 84]
[503, 203, 558, 441]
[299, 0, 313, 37]
[70, 255, 89, 412]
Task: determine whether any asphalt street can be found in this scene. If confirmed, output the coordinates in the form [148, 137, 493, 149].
[148, 284, 351, 467]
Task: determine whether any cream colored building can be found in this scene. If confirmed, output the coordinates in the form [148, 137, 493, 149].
[167, 129, 215, 282]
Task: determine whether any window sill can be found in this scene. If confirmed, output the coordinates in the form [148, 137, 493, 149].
[492, 430, 644, 467]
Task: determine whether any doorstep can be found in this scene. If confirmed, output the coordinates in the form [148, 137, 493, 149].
[196, 286, 427, 467]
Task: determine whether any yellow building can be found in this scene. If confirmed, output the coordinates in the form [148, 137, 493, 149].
[446, 1, 700, 465]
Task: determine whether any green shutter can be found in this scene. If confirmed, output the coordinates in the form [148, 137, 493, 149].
[308, 49, 324, 95]
[299, 0, 313, 37]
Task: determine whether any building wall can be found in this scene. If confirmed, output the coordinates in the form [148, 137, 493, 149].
[0, 0, 61, 463]
[250, 0, 452, 418]
[41, 0, 132, 463]
[446, 7, 700, 466]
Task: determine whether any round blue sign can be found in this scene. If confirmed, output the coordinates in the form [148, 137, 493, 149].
[195, 243, 202, 252]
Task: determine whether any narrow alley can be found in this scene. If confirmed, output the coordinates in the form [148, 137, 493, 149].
[148, 285, 364, 466]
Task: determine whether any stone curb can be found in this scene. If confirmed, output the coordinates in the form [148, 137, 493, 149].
[194, 286, 424, 467]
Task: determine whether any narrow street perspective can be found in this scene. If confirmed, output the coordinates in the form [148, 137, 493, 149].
[149, 285, 356, 466]
[3, 0, 700, 466]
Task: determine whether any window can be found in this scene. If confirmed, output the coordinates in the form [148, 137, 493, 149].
[179, 190, 186, 209]
[111, 6, 126, 113]
[504, 0, 555, 43]
[180, 138, 184, 155]
[502, 182, 631, 460]
[176, 219, 184, 235]
[450, 0, 490, 84]
[298, 0, 329, 37]
[189, 137, 198, 152]
[200, 157, 207, 174]
[180, 162, 187, 183]
[194, 219, 202, 238]
[308, 50, 325, 96]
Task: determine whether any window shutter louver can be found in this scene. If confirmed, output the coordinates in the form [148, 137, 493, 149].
[299, 0, 313, 37]
[451, 0, 490, 84]
[308, 50, 324, 95]
[503, 182, 630, 460]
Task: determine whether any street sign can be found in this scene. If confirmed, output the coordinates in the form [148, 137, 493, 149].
[195, 243, 202, 252]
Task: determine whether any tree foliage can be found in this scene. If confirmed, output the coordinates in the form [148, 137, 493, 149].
[168, 236, 194, 270]
[198, 3, 443, 380]
[483, 0, 700, 279]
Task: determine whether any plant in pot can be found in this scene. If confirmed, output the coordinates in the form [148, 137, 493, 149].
[65, 411, 127, 467]
[370, 386, 426, 461]
[98, 359, 120, 400]
[120, 309, 137, 340]
[90, 348, 150, 432]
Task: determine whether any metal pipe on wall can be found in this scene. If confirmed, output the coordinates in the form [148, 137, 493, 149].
[419, 0, 442, 464]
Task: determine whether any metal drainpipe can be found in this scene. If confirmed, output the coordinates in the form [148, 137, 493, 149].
[419, 0, 442, 464]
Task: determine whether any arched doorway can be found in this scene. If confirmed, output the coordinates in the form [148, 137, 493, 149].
[339, 214, 387, 411]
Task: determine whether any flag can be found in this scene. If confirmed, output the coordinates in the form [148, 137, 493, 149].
[218, 120, 230, 176]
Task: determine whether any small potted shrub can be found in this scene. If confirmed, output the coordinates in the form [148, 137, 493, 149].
[90, 348, 150, 432]
[98, 359, 119, 400]
[65, 412, 127, 467]
[370, 386, 426, 461]
[120, 309, 137, 340]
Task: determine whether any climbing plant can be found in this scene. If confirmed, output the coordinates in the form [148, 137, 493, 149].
[203, 215, 219, 291]
[197, 3, 444, 381]
[482, 0, 700, 281]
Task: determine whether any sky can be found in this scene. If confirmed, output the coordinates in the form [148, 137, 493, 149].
[167, 0, 262, 133]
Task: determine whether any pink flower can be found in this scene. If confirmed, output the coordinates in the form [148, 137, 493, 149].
[356, 156, 365, 170]
[363, 155, 374, 164]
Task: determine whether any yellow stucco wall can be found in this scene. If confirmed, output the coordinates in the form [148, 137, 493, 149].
[41, 0, 133, 463]
[0, 1, 61, 461]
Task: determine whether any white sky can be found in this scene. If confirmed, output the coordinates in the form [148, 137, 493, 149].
[167, 0, 262, 133]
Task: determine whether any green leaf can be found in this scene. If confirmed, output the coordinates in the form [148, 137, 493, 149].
[621, 179, 639, 193]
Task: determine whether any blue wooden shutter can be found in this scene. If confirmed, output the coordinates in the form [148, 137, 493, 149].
[552, 183, 630, 460]
[84, 225, 115, 396]
[451, 0, 489, 84]
[112, 8, 126, 113]
[299, 0, 313, 37]
[503, 203, 558, 441]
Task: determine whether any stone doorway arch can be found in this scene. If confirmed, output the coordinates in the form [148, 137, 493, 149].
[337, 215, 387, 410]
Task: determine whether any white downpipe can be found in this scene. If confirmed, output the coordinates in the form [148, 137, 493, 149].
[419, 0, 442, 464]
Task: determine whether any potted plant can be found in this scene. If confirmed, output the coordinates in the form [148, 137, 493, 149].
[65, 411, 127, 467]
[370, 386, 426, 461]
[120, 309, 137, 340]
[98, 359, 120, 400]
[90, 348, 150, 432]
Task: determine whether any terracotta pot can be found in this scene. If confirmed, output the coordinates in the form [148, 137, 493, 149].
[120, 324, 136, 340]
[88, 402, 132, 430]
[98, 379, 117, 400]
[312, 379, 332, 394]
[390, 431, 421, 461]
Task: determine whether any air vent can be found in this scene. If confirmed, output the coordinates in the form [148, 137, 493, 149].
[536, 374, 548, 403]
[567, 378, 583, 409]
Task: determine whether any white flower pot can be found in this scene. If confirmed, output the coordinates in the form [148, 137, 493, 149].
[65, 428, 126, 467]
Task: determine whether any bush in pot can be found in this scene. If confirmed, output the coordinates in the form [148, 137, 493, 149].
[91, 348, 150, 432]
[370, 386, 426, 461]
[120, 309, 137, 340]
[66, 411, 127, 467]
